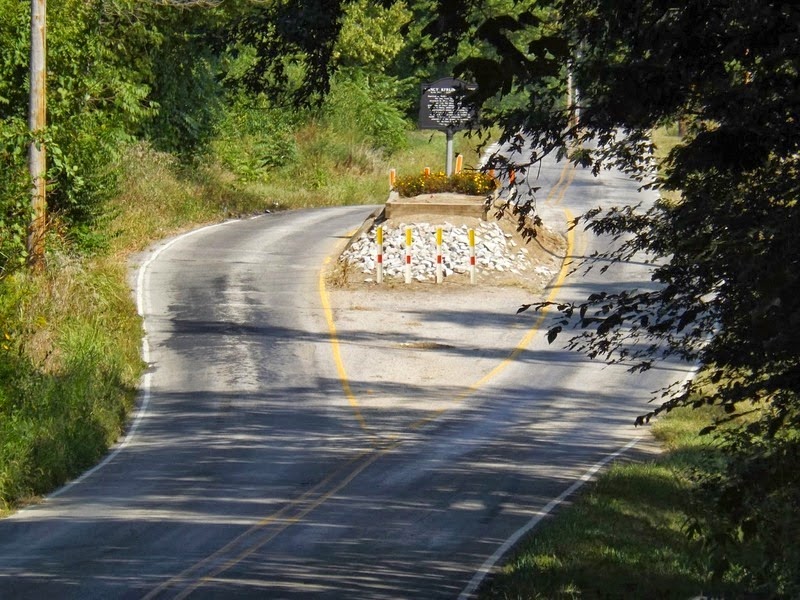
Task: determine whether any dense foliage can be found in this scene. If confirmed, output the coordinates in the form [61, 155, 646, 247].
[564, 4, 800, 595]
[0, 0, 215, 270]
[0, 0, 417, 510]
[0, 0, 415, 276]
[0, 263, 141, 508]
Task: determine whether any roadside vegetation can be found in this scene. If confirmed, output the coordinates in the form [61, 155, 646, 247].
[480, 128, 774, 599]
[479, 402, 732, 599]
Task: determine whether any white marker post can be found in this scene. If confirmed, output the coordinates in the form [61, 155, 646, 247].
[468, 228, 476, 284]
[405, 227, 413, 284]
[435, 227, 443, 284]
[376, 226, 384, 284]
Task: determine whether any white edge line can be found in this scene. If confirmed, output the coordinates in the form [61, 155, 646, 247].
[43, 221, 233, 502]
[457, 436, 643, 600]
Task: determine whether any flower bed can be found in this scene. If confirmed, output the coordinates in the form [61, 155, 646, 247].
[393, 170, 497, 197]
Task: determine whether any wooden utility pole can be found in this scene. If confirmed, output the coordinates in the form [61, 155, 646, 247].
[28, 0, 46, 268]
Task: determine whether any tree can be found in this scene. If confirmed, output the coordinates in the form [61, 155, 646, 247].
[227, 0, 349, 104]
[1, 0, 236, 270]
[0, 0, 166, 268]
[334, 0, 411, 73]
[418, 1, 799, 594]
[561, 4, 800, 594]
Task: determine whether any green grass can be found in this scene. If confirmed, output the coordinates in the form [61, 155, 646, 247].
[0, 259, 142, 514]
[107, 127, 484, 256]
[652, 124, 683, 161]
[477, 128, 794, 599]
[651, 126, 683, 206]
[478, 406, 725, 600]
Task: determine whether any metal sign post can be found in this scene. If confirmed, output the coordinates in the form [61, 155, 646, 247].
[445, 128, 454, 176]
[418, 78, 478, 176]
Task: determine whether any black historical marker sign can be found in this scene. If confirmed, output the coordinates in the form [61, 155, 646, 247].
[418, 77, 478, 132]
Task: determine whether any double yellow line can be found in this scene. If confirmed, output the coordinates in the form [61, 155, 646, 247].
[544, 158, 576, 206]
[322, 157, 577, 435]
[546, 158, 586, 256]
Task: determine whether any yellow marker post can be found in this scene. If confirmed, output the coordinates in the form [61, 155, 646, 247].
[455, 154, 463, 174]
[435, 227, 443, 284]
[423, 167, 431, 177]
[405, 227, 412, 284]
[389, 168, 396, 189]
[376, 226, 384, 284]
[468, 228, 476, 284]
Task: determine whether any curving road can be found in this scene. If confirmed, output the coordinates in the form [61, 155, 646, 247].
[0, 155, 689, 599]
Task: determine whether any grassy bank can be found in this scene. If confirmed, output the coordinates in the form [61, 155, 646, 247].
[107, 127, 485, 257]
[478, 406, 726, 599]
[0, 259, 142, 513]
[0, 123, 487, 513]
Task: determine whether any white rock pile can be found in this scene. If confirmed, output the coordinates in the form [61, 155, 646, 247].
[340, 221, 543, 283]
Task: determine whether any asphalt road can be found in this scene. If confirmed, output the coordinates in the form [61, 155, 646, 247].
[0, 153, 690, 599]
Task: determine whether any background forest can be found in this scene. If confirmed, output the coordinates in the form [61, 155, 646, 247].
[1, 1, 798, 598]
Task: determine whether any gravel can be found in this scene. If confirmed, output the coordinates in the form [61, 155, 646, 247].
[339, 220, 554, 283]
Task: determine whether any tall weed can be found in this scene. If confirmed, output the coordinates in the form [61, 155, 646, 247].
[211, 95, 303, 182]
[0, 259, 141, 511]
[0, 118, 34, 276]
[323, 71, 411, 154]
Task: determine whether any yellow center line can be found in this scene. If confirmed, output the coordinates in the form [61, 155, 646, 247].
[541, 156, 577, 208]
[142, 450, 375, 599]
[552, 165, 577, 206]
[544, 159, 572, 204]
[406, 209, 576, 431]
[318, 258, 388, 446]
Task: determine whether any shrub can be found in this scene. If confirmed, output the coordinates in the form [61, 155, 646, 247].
[323, 71, 411, 154]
